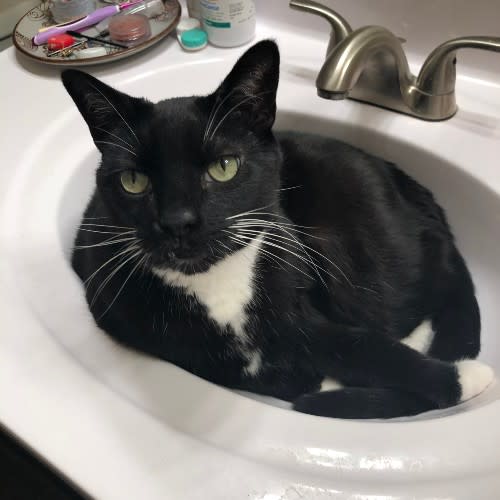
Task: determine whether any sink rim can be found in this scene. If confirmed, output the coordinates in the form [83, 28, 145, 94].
[4, 78, 500, 484]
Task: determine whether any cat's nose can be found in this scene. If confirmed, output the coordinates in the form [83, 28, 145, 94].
[159, 208, 199, 238]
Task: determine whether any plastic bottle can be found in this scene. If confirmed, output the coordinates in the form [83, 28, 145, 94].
[186, 0, 202, 20]
[199, 0, 255, 47]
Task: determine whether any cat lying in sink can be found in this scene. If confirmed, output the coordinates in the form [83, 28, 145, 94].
[62, 40, 493, 419]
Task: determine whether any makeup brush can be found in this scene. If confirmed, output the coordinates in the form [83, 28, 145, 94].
[33, 1, 142, 45]
[67, 30, 128, 49]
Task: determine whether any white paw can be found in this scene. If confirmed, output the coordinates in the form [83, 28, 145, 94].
[319, 377, 343, 392]
[456, 360, 495, 402]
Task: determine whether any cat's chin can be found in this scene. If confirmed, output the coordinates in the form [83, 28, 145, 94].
[152, 254, 217, 275]
[168, 257, 214, 275]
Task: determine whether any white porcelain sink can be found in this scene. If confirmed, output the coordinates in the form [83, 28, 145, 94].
[2, 12, 500, 500]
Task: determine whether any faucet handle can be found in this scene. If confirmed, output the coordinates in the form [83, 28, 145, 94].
[289, 0, 352, 55]
[417, 36, 500, 95]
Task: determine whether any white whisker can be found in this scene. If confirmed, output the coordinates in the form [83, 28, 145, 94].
[84, 241, 139, 287]
[75, 237, 137, 250]
[97, 253, 147, 319]
[226, 234, 314, 281]
[225, 233, 279, 269]
[234, 218, 325, 240]
[236, 231, 329, 287]
[94, 141, 137, 157]
[226, 202, 278, 220]
[232, 219, 352, 285]
[277, 185, 303, 192]
[234, 215, 319, 231]
[235, 227, 319, 266]
[79, 224, 135, 230]
[215, 239, 232, 254]
[90, 248, 142, 307]
[234, 228, 330, 287]
[203, 88, 237, 143]
[88, 82, 140, 145]
[78, 228, 129, 235]
[93, 126, 136, 150]
[209, 91, 273, 142]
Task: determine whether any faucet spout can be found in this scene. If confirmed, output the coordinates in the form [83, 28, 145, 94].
[316, 26, 412, 99]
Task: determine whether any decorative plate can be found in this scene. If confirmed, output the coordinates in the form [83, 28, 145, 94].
[13, 0, 181, 66]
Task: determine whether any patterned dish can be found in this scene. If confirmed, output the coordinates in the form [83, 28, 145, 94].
[13, 0, 181, 66]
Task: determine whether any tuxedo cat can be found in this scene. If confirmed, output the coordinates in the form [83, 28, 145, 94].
[62, 40, 493, 419]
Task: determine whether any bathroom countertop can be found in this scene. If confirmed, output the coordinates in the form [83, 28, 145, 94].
[1, 4, 500, 499]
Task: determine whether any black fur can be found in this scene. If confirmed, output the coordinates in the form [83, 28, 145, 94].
[62, 40, 480, 418]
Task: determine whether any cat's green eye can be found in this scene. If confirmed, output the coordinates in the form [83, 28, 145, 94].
[206, 155, 240, 183]
[120, 170, 150, 194]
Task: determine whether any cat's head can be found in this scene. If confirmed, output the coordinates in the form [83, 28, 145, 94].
[62, 40, 281, 274]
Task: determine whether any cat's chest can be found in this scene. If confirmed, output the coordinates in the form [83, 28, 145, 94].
[153, 234, 264, 338]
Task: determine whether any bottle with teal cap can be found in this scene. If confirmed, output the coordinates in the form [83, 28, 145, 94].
[200, 0, 256, 47]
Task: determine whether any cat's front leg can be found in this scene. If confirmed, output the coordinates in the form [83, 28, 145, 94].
[307, 320, 494, 409]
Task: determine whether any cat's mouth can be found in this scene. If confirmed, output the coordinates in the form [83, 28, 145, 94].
[145, 246, 215, 274]
[166, 254, 215, 274]
[169, 250, 205, 265]
[141, 233, 238, 274]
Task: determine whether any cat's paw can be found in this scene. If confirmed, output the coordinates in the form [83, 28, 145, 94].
[456, 360, 494, 402]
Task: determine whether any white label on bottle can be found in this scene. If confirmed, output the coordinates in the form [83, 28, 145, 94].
[200, 0, 255, 28]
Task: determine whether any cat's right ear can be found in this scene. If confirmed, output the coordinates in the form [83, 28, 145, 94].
[209, 40, 280, 135]
[61, 70, 150, 153]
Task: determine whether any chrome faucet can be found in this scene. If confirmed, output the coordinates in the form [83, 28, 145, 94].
[289, 0, 500, 120]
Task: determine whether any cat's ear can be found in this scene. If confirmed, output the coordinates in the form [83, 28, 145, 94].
[61, 69, 150, 154]
[211, 40, 280, 133]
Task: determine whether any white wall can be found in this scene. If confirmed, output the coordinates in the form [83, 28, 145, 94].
[257, 0, 500, 78]
[0, 0, 39, 40]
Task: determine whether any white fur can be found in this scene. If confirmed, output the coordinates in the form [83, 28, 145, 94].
[456, 359, 494, 401]
[244, 350, 262, 376]
[401, 320, 435, 354]
[153, 233, 264, 341]
[319, 377, 343, 392]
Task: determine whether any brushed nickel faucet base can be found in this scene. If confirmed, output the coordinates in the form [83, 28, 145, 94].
[290, 0, 500, 121]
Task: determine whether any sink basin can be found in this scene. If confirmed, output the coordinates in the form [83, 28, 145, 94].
[1, 17, 500, 500]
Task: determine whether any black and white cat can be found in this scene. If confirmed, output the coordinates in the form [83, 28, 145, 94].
[62, 40, 493, 419]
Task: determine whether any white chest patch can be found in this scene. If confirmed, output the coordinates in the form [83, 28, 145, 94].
[153, 233, 264, 340]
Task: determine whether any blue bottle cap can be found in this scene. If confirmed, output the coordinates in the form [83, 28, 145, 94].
[180, 28, 208, 49]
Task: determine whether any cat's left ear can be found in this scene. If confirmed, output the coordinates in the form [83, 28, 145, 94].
[211, 39, 280, 133]
[61, 69, 151, 155]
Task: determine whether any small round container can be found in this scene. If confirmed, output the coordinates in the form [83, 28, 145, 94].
[51, 0, 96, 24]
[180, 28, 207, 51]
[108, 13, 152, 48]
[95, 0, 164, 33]
[176, 17, 201, 36]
